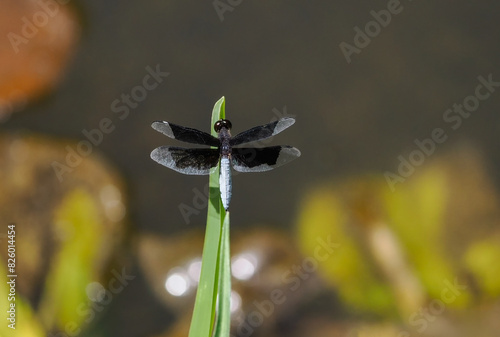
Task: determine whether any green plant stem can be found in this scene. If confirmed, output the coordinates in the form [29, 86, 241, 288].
[188, 97, 231, 337]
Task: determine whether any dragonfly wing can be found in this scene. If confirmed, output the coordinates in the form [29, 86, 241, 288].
[151, 147, 220, 175]
[152, 121, 220, 146]
[230, 117, 295, 146]
[231, 146, 300, 172]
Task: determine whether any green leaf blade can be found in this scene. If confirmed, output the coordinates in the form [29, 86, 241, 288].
[214, 212, 231, 337]
[188, 97, 228, 337]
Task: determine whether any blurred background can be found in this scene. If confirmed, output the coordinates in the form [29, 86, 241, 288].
[1, 0, 500, 336]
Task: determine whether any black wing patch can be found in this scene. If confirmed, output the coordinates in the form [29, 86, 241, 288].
[151, 121, 220, 147]
[231, 146, 301, 172]
[230, 117, 295, 146]
[151, 147, 220, 175]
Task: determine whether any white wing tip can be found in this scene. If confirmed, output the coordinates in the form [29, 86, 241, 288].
[289, 147, 301, 157]
[151, 121, 175, 138]
[272, 117, 296, 136]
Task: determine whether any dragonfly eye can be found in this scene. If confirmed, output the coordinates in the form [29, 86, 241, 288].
[214, 119, 232, 132]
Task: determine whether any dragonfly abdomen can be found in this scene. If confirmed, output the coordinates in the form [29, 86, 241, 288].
[219, 156, 232, 211]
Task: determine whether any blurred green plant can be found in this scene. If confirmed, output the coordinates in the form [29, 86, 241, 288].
[296, 150, 500, 319]
[464, 238, 500, 298]
[39, 189, 104, 329]
[0, 264, 45, 337]
[188, 97, 231, 337]
[0, 188, 111, 336]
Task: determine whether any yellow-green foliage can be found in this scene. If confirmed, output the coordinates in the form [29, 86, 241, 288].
[382, 167, 468, 308]
[0, 264, 45, 337]
[297, 187, 397, 317]
[296, 166, 474, 318]
[38, 188, 103, 332]
[464, 238, 500, 298]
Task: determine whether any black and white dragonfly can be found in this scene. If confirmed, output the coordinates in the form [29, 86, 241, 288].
[150, 117, 300, 210]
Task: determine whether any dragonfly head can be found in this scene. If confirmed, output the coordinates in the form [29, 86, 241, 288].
[214, 119, 232, 133]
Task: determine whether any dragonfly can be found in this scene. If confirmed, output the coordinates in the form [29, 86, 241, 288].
[150, 117, 301, 211]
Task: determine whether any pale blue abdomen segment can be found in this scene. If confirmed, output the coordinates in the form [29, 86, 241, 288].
[219, 156, 232, 210]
